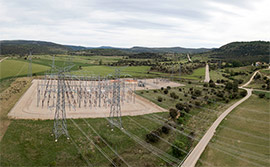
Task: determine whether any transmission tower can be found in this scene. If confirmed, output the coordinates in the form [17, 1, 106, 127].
[27, 51, 32, 77]
[109, 68, 122, 129]
[53, 73, 70, 142]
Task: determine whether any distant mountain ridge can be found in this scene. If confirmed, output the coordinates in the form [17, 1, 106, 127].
[123, 46, 211, 53]
[0, 40, 212, 55]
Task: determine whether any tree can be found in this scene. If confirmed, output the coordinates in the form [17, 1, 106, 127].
[172, 140, 185, 157]
[146, 131, 160, 143]
[162, 125, 170, 134]
[157, 96, 162, 102]
[99, 59, 103, 65]
[164, 89, 168, 94]
[258, 93, 265, 98]
[209, 80, 216, 87]
[193, 90, 202, 97]
[240, 90, 247, 97]
[169, 108, 178, 119]
[176, 103, 184, 110]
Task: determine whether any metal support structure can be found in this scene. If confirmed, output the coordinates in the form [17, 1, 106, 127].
[53, 73, 69, 142]
[37, 58, 137, 141]
[109, 69, 122, 128]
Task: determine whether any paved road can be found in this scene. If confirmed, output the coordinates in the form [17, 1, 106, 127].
[0, 57, 8, 63]
[204, 63, 210, 83]
[181, 70, 259, 167]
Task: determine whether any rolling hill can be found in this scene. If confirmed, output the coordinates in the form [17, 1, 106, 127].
[0, 40, 212, 55]
[209, 41, 269, 62]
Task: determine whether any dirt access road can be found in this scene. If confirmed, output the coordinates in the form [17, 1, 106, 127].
[204, 63, 210, 83]
[0, 57, 8, 63]
[181, 71, 259, 167]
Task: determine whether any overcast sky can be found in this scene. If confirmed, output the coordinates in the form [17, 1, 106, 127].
[0, 0, 269, 48]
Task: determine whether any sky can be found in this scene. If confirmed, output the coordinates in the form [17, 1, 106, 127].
[0, 0, 269, 48]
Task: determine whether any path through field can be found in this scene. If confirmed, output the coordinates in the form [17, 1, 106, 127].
[181, 70, 259, 167]
[204, 64, 210, 83]
[0, 57, 8, 63]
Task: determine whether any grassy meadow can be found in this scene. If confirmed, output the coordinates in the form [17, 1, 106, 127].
[0, 59, 50, 80]
[197, 95, 270, 167]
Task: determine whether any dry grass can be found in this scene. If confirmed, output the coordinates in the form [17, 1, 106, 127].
[0, 77, 32, 141]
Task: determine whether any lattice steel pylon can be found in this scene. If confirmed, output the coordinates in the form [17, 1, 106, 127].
[109, 68, 122, 129]
[27, 51, 32, 77]
[53, 72, 70, 142]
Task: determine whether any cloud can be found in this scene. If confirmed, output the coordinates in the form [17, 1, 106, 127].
[0, 0, 269, 48]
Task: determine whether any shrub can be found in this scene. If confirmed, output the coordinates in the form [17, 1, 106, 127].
[146, 131, 160, 143]
[153, 90, 157, 93]
[170, 92, 177, 99]
[157, 96, 162, 102]
[240, 90, 247, 97]
[179, 88, 182, 91]
[188, 81, 192, 84]
[191, 96, 197, 99]
[209, 82, 216, 88]
[194, 90, 202, 96]
[169, 108, 178, 119]
[262, 84, 266, 89]
[195, 101, 201, 106]
[164, 89, 168, 94]
[216, 91, 224, 98]
[177, 117, 184, 125]
[180, 112, 185, 117]
[172, 140, 185, 157]
[176, 103, 184, 110]
[203, 83, 208, 87]
[238, 79, 244, 84]
[161, 87, 164, 90]
[167, 86, 171, 90]
[161, 125, 170, 134]
[258, 93, 265, 98]
[254, 73, 261, 80]
[184, 106, 190, 113]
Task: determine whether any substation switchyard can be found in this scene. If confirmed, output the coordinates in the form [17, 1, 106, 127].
[8, 57, 182, 142]
[37, 67, 137, 141]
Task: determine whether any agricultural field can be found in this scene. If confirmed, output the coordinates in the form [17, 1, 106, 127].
[0, 59, 50, 80]
[72, 65, 153, 78]
[181, 67, 205, 80]
[197, 95, 270, 167]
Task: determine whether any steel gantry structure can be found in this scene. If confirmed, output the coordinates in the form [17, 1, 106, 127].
[36, 63, 137, 141]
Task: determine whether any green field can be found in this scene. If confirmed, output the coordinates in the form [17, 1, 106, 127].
[181, 67, 205, 80]
[197, 95, 270, 167]
[0, 112, 181, 166]
[209, 69, 227, 82]
[72, 65, 159, 78]
[0, 59, 50, 80]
